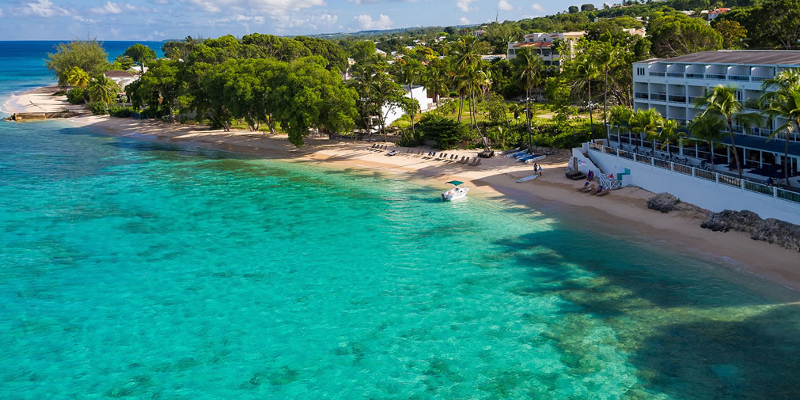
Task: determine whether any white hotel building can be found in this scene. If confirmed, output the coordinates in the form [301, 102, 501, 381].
[630, 50, 800, 177]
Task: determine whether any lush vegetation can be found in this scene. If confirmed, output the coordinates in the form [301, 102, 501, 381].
[46, 0, 797, 153]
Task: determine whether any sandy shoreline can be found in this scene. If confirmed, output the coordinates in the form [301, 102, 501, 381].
[38, 113, 796, 291]
[1, 85, 85, 116]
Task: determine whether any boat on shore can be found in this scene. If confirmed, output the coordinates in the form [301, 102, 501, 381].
[441, 180, 469, 201]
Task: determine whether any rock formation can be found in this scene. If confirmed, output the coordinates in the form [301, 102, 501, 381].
[701, 210, 800, 252]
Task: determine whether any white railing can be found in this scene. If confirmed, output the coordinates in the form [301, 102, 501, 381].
[587, 143, 800, 206]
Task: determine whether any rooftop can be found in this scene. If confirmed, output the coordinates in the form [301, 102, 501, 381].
[645, 50, 800, 66]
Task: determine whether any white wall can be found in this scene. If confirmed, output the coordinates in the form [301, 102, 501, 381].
[586, 146, 800, 224]
[381, 86, 432, 126]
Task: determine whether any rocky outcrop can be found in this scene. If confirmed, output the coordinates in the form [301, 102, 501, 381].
[701, 210, 800, 252]
[647, 193, 701, 214]
[647, 193, 680, 213]
[701, 210, 762, 233]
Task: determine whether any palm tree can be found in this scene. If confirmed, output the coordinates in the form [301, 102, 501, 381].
[511, 48, 544, 149]
[595, 42, 617, 143]
[692, 85, 762, 178]
[608, 105, 633, 145]
[760, 69, 800, 187]
[573, 54, 602, 138]
[67, 66, 91, 89]
[689, 114, 727, 171]
[423, 59, 449, 108]
[451, 36, 482, 124]
[628, 108, 662, 149]
[88, 75, 119, 110]
[656, 119, 687, 157]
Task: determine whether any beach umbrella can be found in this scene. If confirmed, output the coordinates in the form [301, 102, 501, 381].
[446, 180, 464, 186]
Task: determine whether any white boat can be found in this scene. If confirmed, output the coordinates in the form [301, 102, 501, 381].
[524, 155, 546, 164]
[441, 180, 469, 201]
[516, 174, 539, 183]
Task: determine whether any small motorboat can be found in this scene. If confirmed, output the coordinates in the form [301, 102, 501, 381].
[441, 180, 469, 201]
[506, 151, 528, 158]
[516, 174, 539, 183]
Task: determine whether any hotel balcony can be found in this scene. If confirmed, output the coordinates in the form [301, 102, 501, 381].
[706, 74, 727, 81]
[634, 92, 649, 100]
[686, 73, 704, 79]
[650, 93, 667, 102]
[728, 75, 750, 82]
[666, 72, 685, 78]
[668, 95, 687, 104]
[649, 71, 666, 77]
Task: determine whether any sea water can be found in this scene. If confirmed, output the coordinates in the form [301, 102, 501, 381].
[2, 43, 800, 399]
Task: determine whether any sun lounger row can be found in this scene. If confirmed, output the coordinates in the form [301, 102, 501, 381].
[369, 145, 483, 166]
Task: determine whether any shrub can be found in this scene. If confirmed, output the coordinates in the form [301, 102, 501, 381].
[107, 105, 134, 118]
[67, 88, 86, 104]
[53, 90, 67, 96]
[89, 102, 107, 115]
[396, 128, 419, 147]
[417, 114, 469, 150]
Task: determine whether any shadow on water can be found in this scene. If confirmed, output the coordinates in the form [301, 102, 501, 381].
[494, 227, 800, 399]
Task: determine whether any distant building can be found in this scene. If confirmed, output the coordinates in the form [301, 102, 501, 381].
[375, 48, 387, 57]
[506, 31, 585, 66]
[381, 85, 434, 126]
[706, 7, 731, 20]
[622, 28, 646, 37]
[103, 70, 139, 90]
[481, 54, 507, 62]
[473, 29, 487, 38]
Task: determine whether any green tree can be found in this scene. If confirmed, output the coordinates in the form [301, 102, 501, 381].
[66, 66, 91, 89]
[132, 59, 184, 123]
[46, 38, 110, 85]
[273, 57, 359, 146]
[512, 49, 544, 147]
[88, 75, 119, 110]
[423, 58, 450, 106]
[400, 96, 421, 141]
[649, 13, 723, 58]
[628, 108, 662, 148]
[758, 0, 800, 50]
[608, 105, 633, 143]
[568, 6, 579, 13]
[112, 55, 135, 71]
[123, 44, 157, 73]
[655, 119, 686, 156]
[573, 53, 602, 137]
[689, 114, 727, 172]
[692, 86, 762, 178]
[713, 19, 747, 50]
[581, 4, 595, 11]
[760, 69, 800, 186]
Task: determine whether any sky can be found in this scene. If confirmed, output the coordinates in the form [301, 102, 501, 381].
[0, 0, 606, 40]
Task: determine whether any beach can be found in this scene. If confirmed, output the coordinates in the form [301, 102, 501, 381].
[40, 112, 796, 290]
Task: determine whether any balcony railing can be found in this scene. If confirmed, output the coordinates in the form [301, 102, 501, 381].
[707, 74, 726, 80]
[635, 92, 649, 99]
[586, 142, 800, 206]
[649, 71, 666, 77]
[686, 73, 704, 79]
[728, 75, 750, 82]
[751, 76, 769, 82]
[667, 72, 685, 78]
[668, 95, 687, 103]
[650, 93, 667, 101]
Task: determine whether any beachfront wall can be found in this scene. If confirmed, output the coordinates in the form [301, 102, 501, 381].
[585, 144, 800, 225]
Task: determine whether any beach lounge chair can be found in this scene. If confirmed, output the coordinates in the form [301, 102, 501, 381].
[474, 158, 482, 166]
[578, 183, 595, 192]
[460, 156, 467, 164]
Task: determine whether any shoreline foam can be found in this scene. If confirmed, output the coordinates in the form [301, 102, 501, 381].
[51, 114, 800, 291]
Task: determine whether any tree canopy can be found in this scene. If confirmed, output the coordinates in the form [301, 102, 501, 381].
[46, 38, 110, 85]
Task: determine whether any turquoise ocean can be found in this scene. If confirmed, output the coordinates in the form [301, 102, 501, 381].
[2, 42, 800, 399]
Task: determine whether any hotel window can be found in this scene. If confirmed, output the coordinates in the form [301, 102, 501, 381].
[636, 67, 645, 76]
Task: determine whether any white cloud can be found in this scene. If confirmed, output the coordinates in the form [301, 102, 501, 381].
[459, 16, 470, 24]
[73, 15, 99, 23]
[531, 3, 545, 12]
[17, 0, 71, 17]
[455, 0, 478, 12]
[354, 13, 393, 30]
[497, 0, 513, 11]
[152, 0, 169, 4]
[184, 0, 326, 15]
[91, 2, 122, 14]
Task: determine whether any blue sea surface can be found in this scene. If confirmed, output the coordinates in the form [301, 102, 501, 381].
[2, 42, 800, 399]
